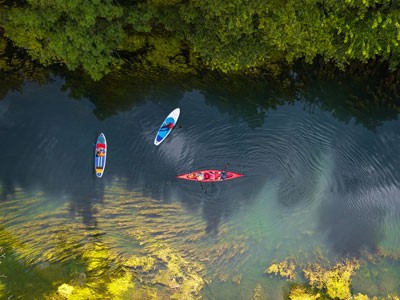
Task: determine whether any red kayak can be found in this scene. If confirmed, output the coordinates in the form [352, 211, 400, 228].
[176, 170, 244, 182]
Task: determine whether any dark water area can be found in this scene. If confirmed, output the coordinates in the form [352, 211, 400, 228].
[0, 70, 400, 299]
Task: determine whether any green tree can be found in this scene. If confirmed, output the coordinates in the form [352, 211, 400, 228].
[3, 0, 400, 79]
[1, 0, 124, 80]
[136, 0, 340, 72]
[320, 0, 400, 69]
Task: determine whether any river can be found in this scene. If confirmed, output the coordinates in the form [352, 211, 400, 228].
[0, 71, 399, 299]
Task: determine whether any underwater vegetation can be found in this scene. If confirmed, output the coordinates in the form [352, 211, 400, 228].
[265, 258, 297, 281]
[251, 284, 267, 300]
[265, 256, 400, 300]
[302, 259, 359, 299]
[0, 182, 251, 299]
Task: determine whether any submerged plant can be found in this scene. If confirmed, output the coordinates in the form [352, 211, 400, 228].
[106, 271, 134, 299]
[352, 293, 370, 300]
[264, 257, 397, 299]
[0, 184, 214, 299]
[265, 258, 297, 280]
[57, 284, 74, 298]
[288, 286, 320, 300]
[303, 259, 359, 300]
[55, 284, 98, 300]
[252, 284, 264, 300]
[125, 255, 155, 272]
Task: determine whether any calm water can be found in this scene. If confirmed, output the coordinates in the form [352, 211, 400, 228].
[0, 73, 400, 299]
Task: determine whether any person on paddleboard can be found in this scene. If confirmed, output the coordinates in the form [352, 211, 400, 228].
[96, 148, 105, 157]
[161, 122, 174, 130]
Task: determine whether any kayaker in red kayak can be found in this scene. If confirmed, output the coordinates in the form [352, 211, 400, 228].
[179, 164, 239, 182]
[220, 170, 227, 180]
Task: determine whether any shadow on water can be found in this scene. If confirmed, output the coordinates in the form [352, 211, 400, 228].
[0, 81, 106, 229]
[318, 121, 400, 255]
[319, 186, 386, 255]
[174, 179, 254, 235]
[296, 61, 400, 130]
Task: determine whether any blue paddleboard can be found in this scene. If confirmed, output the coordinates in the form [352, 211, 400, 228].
[154, 108, 180, 146]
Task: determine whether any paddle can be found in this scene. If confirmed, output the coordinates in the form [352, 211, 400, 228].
[200, 181, 205, 192]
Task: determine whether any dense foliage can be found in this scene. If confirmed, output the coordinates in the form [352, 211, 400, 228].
[1, 0, 400, 80]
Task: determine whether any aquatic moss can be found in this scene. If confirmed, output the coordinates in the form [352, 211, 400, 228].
[252, 284, 264, 300]
[170, 273, 203, 300]
[288, 286, 320, 300]
[232, 274, 241, 285]
[125, 255, 155, 272]
[81, 243, 116, 276]
[0, 245, 75, 299]
[265, 259, 296, 280]
[149, 244, 204, 299]
[352, 293, 370, 300]
[57, 283, 74, 298]
[107, 271, 134, 299]
[154, 248, 184, 279]
[131, 286, 159, 299]
[263, 255, 400, 300]
[303, 259, 359, 300]
[325, 269, 352, 299]
[96, 191, 208, 299]
[153, 270, 176, 287]
[52, 259, 134, 299]
[62, 286, 98, 300]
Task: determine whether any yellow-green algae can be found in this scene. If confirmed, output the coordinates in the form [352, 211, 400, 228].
[263, 255, 400, 300]
[125, 255, 155, 272]
[288, 286, 320, 300]
[57, 283, 74, 298]
[0, 182, 250, 299]
[251, 284, 265, 300]
[265, 258, 297, 280]
[303, 259, 360, 299]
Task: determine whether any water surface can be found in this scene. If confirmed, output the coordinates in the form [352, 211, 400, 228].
[0, 73, 399, 299]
